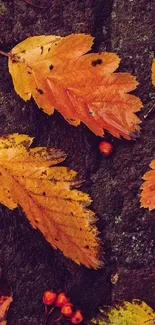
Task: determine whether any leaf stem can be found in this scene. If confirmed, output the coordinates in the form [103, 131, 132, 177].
[0, 50, 11, 58]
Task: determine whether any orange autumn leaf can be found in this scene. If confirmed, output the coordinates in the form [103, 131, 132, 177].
[0, 268, 13, 325]
[0, 133, 101, 269]
[6, 34, 142, 139]
[0, 296, 13, 325]
[140, 160, 155, 210]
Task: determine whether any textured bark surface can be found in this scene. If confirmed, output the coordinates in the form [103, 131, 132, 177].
[0, 0, 155, 324]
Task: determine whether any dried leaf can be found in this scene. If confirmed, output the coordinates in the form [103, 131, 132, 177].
[0, 269, 13, 325]
[8, 34, 142, 139]
[140, 159, 155, 211]
[152, 58, 155, 86]
[91, 300, 155, 325]
[0, 133, 101, 268]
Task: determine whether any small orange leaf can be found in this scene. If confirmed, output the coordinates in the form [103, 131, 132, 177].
[0, 133, 101, 268]
[0, 296, 13, 325]
[0, 268, 13, 325]
[7, 34, 142, 139]
[140, 160, 155, 210]
[152, 58, 155, 86]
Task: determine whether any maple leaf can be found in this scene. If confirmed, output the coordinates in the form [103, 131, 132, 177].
[90, 300, 155, 325]
[0, 133, 101, 268]
[152, 58, 155, 86]
[140, 160, 155, 211]
[2, 34, 142, 139]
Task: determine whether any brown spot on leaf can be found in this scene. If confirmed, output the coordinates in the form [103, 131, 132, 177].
[89, 109, 94, 115]
[91, 59, 103, 67]
[51, 177, 57, 184]
[49, 64, 54, 71]
[36, 88, 44, 95]
[42, 170, 47, 176]
[20, 140, 30, 147]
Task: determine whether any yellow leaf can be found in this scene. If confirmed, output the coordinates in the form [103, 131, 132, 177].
[140, 159, 155, 211]
[8, 34, 142, 139]
[91, 300, 155, 325]
[0, 133, 101, 268]
[152, 58, 155, 86]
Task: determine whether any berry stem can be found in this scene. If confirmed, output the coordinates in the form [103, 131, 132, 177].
[48, 307, 55, 315]
[43, 313, 48, 325]
[51, 315, 63, 324]
[23, 0, 47, 8]
[43, 306, 55, 325]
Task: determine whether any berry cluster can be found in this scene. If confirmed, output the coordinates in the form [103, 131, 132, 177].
[43, 291, 83, 324]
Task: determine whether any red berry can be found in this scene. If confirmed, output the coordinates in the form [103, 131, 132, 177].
[55, 292, 69, 307]
[98, 141, 113, 156]
[71, 310, 84, 324]
[61, 303, 74, 317]
[43, 291, 57, 305]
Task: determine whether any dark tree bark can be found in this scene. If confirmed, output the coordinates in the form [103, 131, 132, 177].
[0, 0, 155, 324]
